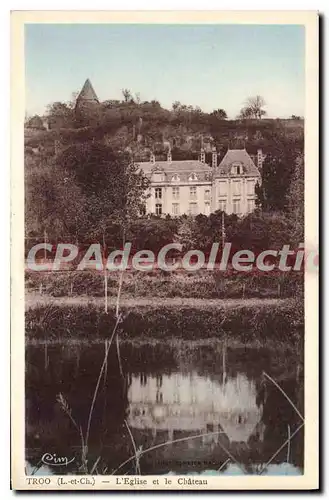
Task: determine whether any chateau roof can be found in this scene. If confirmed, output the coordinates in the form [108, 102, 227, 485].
[138, 159, 212, 183]
[216, 149, 260, 177]
[76, 78, 99, 105]
[139, 159, 212, 174]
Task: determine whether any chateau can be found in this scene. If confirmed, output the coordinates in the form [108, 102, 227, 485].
[139, 147, 262, 217]
[26, 78, 263, 217]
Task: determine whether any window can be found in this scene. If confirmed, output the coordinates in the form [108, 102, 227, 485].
[204, 202, 210, 214]
[204, 189, 211, 200]
[172, 203, 180, 216]
[172, 186, 180, 199]
[155, 203, 162, 216]
[189, 202, 198, 215]
[247, 199, 255, 212]
[232, 199, 241, 214]
[156, 391, 163, 403]
[233, 180, 241, 195]
[189, 172, 198, 181]
[155, 187, 162, 199]
[218, 200, 227, 212]
[190, 186, 197, 199]
[152, 172, 165, 182]
[171, 174, 180, 182]
[174, 393, 180, 403]
[247, 180, 255, 195]
[218, 181, 227, 195]
[231, 163, 243, 175]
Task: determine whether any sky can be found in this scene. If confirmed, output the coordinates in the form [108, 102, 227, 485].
[25, 23, 305, 119]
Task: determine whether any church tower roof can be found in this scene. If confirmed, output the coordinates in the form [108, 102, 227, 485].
[76, 79, 99, 107]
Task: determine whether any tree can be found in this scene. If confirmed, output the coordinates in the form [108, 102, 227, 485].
[45, 101, 75, 129]
[207, 211, 238, 249]
[239, 96, 266, 119]
[258, 141, 301, 213]
[127, 218, 178, 252]
[210, 108, 227, 120]
[231, 211, 290, 253]
[122, 88, 132, 103]
[255, 181, 263, 208]
[287, 154, 304, 246]
[172, 101, 182, 112]
[50, 143, 150, 242]
[175, 216, 198, 251]
[238, 106, 254, 120]
[25, 159, 88, 241]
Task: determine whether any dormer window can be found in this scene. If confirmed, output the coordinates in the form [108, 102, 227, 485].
[171, 174, 180, 182]
[231, 163, 243, 175]
[152, 168, 165, 183]
[189, 172, 198, 182]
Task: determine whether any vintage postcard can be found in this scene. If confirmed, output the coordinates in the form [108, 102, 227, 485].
[11, 10, 319, 490]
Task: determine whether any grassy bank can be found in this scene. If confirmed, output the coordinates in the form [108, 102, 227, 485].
[26, 269, 303, 299]
[26, 298, 303, 344]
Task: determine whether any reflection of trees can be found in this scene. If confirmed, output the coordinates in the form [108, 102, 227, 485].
[25, 343, 129, 473]
[178, 344, 275, 382]
[256, 376, 304, 470]
[121, 343, 177, 376]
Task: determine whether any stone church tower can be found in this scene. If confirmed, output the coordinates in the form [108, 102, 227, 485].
[75, 78, 99, 115]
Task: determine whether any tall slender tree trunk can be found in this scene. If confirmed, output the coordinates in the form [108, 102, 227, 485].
[103, 230, 108, 314]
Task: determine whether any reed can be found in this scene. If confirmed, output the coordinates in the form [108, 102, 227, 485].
[56, 266, 127, 473]
[256, 371, 305, 475]
[111, 429, 245, 475]
[56, 393, 87, 473]
[124, 420, 142, 475]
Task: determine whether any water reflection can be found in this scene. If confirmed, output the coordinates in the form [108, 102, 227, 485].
[25, 341, 303, 475]
[128, 373, 263, 444]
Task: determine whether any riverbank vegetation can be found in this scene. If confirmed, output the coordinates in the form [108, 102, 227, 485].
[26, 268, 303, 299]
[26, 297, 303, 344]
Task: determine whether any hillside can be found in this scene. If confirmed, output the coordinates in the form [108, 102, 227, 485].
[25, 99, 304, 162]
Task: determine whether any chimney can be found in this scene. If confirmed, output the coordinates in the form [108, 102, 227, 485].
[150, 152, 155, 164]
[200, 148, 205, 163]
[167, 148, 172, 163]
[212, 147, 217, 168]
[257, 148, 263, 170]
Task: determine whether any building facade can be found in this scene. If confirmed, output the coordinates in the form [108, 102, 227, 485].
[139, 148, 262, 217]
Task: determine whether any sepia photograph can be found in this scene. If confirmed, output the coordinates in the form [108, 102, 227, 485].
[11, 10, 319, 490]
